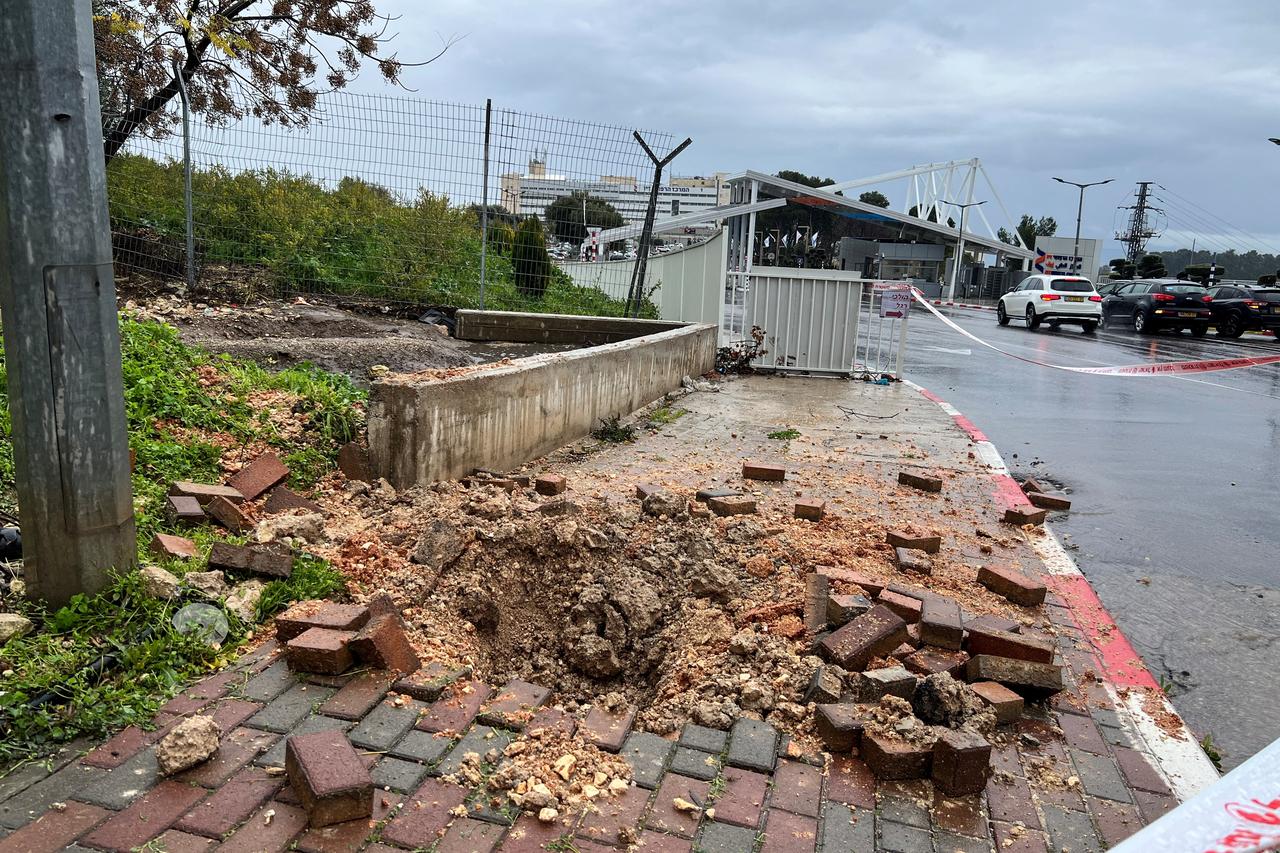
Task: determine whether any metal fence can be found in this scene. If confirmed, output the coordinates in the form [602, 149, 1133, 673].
[107, 93, 697, 316]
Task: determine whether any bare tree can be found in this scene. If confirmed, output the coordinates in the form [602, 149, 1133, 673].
[94, 0, 455, 163]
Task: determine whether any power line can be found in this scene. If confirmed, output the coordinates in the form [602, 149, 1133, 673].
[1151, 197, 1251, 255]
[1156, 184, 1280, 255]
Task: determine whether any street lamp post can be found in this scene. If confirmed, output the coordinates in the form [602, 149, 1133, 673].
[942, 199, 986, 301]
[1052, 177, 1114, 276]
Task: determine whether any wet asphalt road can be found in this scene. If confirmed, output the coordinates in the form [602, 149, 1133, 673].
[906, 306, 1280, 770]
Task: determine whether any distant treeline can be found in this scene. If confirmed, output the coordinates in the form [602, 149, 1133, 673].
[1154, 249, 1280, 282]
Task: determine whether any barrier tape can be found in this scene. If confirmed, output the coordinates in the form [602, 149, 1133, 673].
[911, 291, 1280, 376]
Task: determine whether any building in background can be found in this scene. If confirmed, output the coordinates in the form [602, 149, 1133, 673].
[1032, 236, 1102, 282]
[500, 157, 726, 225]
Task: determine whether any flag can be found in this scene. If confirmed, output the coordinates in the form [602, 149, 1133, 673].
[781, 234, 790, 247]
[810, 231, 819, 247]
[793, 230, 801, 246]
[764, 235, 773, 247]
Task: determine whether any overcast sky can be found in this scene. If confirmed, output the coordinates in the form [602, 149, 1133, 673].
[349, 0, 1280, 260]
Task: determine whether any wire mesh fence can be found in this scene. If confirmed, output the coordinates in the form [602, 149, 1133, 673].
[106, 92, 713, 317]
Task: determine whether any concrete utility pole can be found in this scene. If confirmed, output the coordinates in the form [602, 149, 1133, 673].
[0, 0, 137, 605]
[1053, 177, 1113, 275]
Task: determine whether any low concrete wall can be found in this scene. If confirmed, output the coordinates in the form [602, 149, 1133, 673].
[368, 322, 718, 486]
[454, 310, 685, 345]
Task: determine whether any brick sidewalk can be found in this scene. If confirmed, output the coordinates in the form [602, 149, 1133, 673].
[0, 377, 1190, 852]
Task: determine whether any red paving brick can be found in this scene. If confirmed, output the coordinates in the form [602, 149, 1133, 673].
[1134, 788, 1179, 824]
[416, 680, 492, 734]
[769, 760, 822, 817]
[1056, 710, 1108, 755]
[381, 778, 469, 848]
[0, 801, 111, 853]
[176, 765, 283, 838]
[80, 725, 155, 769]
[646, 774, 710, 838]
[1088, 796, 1144, 847]
[498, 813, 581, 852]
[931, 792, 987, 838]
[824, 755, 876, 810]
[577, 785, 651, 845]
[579, 703, 638, 752]
[710, 766, 770, 828]
[760, 807, 818, 852]
[526, 706, 577, 738]
[635, 831, 694, 852]
[217, 801, 309, 852]
[150, 829, 217, 852]
[176, 726, 277, 787]
[320, 670, 394, 720]
[986, 774, 1041, 830]
[82, 781, 208, 852]
[295, 792, 401, 853]
[207, 697, 266, 732]
[1113, 746, 1173, 794]
[992, 820, 1050, 852]
[435, 816, 505, 852]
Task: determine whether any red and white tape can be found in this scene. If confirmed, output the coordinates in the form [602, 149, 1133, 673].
[912, 291, 1280, 376]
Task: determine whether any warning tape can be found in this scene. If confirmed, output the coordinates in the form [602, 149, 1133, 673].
[910, 290, 1280, 376]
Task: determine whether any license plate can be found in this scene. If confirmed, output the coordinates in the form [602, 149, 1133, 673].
[1178, 312, 1196, 318]
[1065, 296, 1083, 302]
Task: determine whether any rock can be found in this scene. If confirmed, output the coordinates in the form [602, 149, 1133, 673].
[255, 512, 325, 544]
[139, 565, 181, 600]
[538, 807, 559, 823]
[225, 580, 266, 623]
[728, 629, 759, 656]
[723, 519, 766, 544]
[566, 634, 623, 678]
[641, 491, 685, 518]
[183, 571, 229, 600]
[411, 519, 468, 569]
[0, 613, 34, 644]
[610, 579, 663, 634]
[690, 561, 739, 603]
[692, 699, 739, 730]
[739, 680, 775, 712]
[155, 714, 221, 775]
[911, 672, 988, 729]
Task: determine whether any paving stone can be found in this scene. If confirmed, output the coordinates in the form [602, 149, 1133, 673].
[434, 726, 513, 778]
[742, 461, 786, 481]
[577, 784, 650, 845]
[1112, 746, 1172, 795]
[1041, 803, 1103, 853]
[707, 494, 756, 516]
[80, 725, 159, 771]
[287, 730, 373, 828]
[81, 780, 206, 852]
[886, 531, 941, 553]
[678, 723, 728, 754]
[992, 822, 1050, 852]
[263, 486, 324, 514]
[760, 807, 818, 852]
[818, 604, 909, 670]
[862, 734, 932, 781]
[176, 726, 277, 787]
[646, 773, 710, 838]
[970, 681, 1024, 725]
[1070, 748, 1133, 803]
[389, 729, 453, 765]
[1087, 796, 1144, 848]
[898, 471, 943, 492]
[204, 697, 266, 733]
[463, 783, 519, 826]
[931, 791, 987, 838]
[1056, 710, 1108, 755]
[1100, 723, 1136, 749]
[275, 602, 370, 643]
[986, 775, 1040, 830]
[933, 829, 992, 852]
[176, 765, 283, 838]
[77, 747, 160, 810]
[149, 829, 216, 852]
[1002, 505, 1047, 526]
[1133, 788, 1178, 824]
[229, 452, 290, 500]
[803, 571, 830, 632]
[381, 778, 468, 848]
[709, 765, 768, 828]
[821, 803, 873, 851]
[256, 714, 351, 768]
[878, 817, 935, 853]
[801, 665, 844, 704]
[977, 565, 1047, 607]
[294, 792, 400, 853]
[794, 497, 826, 521]
[726, 717, 778, 773]
[478, 678, 551, 729]
[879, 794, 931, 829]
[248, 683, 336, 733]
[894, 546, 933, 576]
[349, 614, 420, 675]
[526, 706, 577, 738]
[581, 703, 638, 752]
[166, 494, 206, 525]
[634, 830, 693, 852]
[392, 662, 473, 702]
[668, 746, 721, 781]
[825, 755, 876, 810]
[499, 813, 580, 852]
[417, 680, 492, 734]
[966, 656, 1063, 699]
[319, 670, 394, 720]
[814, 702, 872, 752]
[240, 660, 297, 702]
[766, 759, 821, 818]
[931, 730, 992, 797]
[168, 481, 245, 505]
[216, 801, 309, 852]
[371, 757, 429, 793]
[697, 820, 759, 853]
[0, 801, 111, 853]
[437, 816, 504, 851]
[349, 698, 426, 750]
[0, 762, 110, 829]
[205, 496, 252, 533]
[967, 625, 1056, 665]
[879, 589, 925, 622]
[621, 731, 674, 789]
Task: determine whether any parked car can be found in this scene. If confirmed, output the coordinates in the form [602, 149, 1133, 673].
[1207, 284, 1280, 338]
[997, 275, 1102, 333]
[1101, 279, 1212, 335]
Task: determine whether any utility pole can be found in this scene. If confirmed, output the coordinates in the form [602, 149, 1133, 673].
[0, 0, 137, 605]
[1116, 181, 1159, 265]
[1053, 177, 1113, 275]
[943, 199, 986, 301]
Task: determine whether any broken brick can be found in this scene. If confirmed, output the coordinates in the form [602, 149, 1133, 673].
[229, 452, 290, 501]
[337, 442, 371, 482]
[815, 704, 868, 751]
[287, 627, 355, 674]
[150, 533, 198, 561]
[858, 667, 917, 702]
[970, 681, 1024, 724]
[877, 589, 923, 623]
[894, 547, 932, 575]
[932, 730, 992, 796]
[264, 486, 324, 515]
[902, 648, 969, 678]
[826, 593, 871, 627]
[169, 481, 246, 505]
[818, 604, 908, 670]
[208, 541, 293, 579]
[707, 495, 756, 516]
[1002, 505, 1047, 526]
[535, 474, 567, 496]
[965, 626, 1056, 664]
[205, 495, 251, 533]
[794, 498, 826, 521]
[276, 601, 371, 643]
[819, 569, 884, 598]
[1021, 478, 1048, 495]
[966, 655, 1064, 698]
[287, 730, 373, 827]
[885, 530, 941, 554]
[349, 613, 420, 676]
[862, 733, 933, 780]
[977, 565, 1047, 607]
[898, 471, 942, 492]
[1026, 491, 1072, 511]
[803, 572, 830, 634]
[802, 666, 844, 705]
[695, 486, 739, 502]
[634, 483, 661, 499]
[742, 461, 785, 481]
[919, 596, 963, 650]
[167, 494, 206, 526]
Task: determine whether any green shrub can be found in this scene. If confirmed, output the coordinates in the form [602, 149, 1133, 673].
[512, 217, 554, 299]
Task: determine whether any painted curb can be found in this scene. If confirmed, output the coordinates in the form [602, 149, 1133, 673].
[901, 378, 1220, 801]
[930, 300, 998, 312]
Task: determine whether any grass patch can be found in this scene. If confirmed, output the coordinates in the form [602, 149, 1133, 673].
[591, 415, 637, 444]
[767, 428, 801, 441]
[647, 405, 687, 428]
[1200, 733, 1224, 772]
[0, 315, 359, 764]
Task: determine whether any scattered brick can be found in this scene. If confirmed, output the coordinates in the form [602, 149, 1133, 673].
[1021, 478, 1048, 495]
[205, 495, 251, 532]
[169, 481, 246, 505]
[0, 801, 111, 852]
[965, 625, 1056, 663]
[902, 648, 970, 678]
[826, 593, 871, 627]
[977, 565, 1048, 607]
[920, 595, 963, 650]
[803, 572, 829, 634]
[336, 443, 371, 482]
[695, 486, 739, 502]
[966, 614, 1022, 634]
[276, 601, 371, 643]
[742, 461, 785, 481]
[264, 486, 324, 515]
[392, 662, 471, 702]
[535, 474, 567, 496]
[793, 497, 826, 521]
[885, 530, 941, 553]
[801, 666, 843, 705]
[287, 730, 373, 827]
[209, 541, 294, 579]
[970, 681, 1025, 724]
[967, 655, 1064, 698]
[581, 702, 637, 752]
[348, 614, 420, 676]
[478, 678, 551, 729]
[814, 704, 868, 752]
[167, 494, 206, 526]
[893, 547, 932, 575]
[707, 494, 756, 516]
[861, 733, 933, 780]
[818, 605, 908, 670]
[82, 780, 207, 852]
[416, 680, 492, 734]
[858, 666, 917, 702]
[1003, 505, 1047, 526]
[150, 533, 198, 561]
[1026, 491, 1071, 511]
[286, 628, 355, 675]
[229, 452, 290, 501]
[898, 471, 942, 492]
[635, 482, 661, 499]
[932, 730, 992, 796]
[877, 589, 923, 623]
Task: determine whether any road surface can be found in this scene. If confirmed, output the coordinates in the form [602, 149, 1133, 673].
[906, 306, 1280, 770]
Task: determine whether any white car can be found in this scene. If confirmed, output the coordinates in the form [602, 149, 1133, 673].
[997, 275, 1103, 334]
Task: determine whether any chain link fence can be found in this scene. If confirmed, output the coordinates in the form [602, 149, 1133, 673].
[106, 93, 704, 317]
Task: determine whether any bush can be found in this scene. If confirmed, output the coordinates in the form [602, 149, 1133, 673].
[512, 217, 554, 299]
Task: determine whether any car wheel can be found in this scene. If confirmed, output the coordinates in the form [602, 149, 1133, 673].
[1191, 323, 1208, 337]
[1048, 321, 1060, 331]
[1025, 305, 1041, 329]
[997, 303, 1009, 326]
[1081, 322, 1097, 334]
[1134, 309, 1155, 334]
[1218, 313, 1244, 338]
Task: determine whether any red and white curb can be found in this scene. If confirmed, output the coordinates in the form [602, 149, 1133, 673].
[902, 379, 1220, 801]
[930, 300, 997, 311]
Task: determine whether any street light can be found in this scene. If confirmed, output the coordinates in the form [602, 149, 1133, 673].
[941, 199, 986, 300]
[1053, 177, 1114, 277]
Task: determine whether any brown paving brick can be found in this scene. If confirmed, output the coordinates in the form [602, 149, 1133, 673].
[499, 813, 581, 852]
[710, 766, 770, 828]
[526, 706, 577, 738]
[1113, 746, 1172, 795]
[1026, 762, 1086, 813]
[436, 816, 505, 852]
[579, 703, 638, 752]
[986, 774, 1041, 830]
[287, 730, 373, 828]
[320, 670, 394, 720]
[992, 820, 1049, 853]
[159, 690, 213, 718]
[931, 792, 986, 838]
[1133, 788, 1178, 824]
[349, 614, 421, 676]
[382, 778, 469, 848]
[1088, 796, 1143, 847]
[635, 830, 694, 852]
[990, 741, 1024, 777]
[1056, 710, 1108, 755]
[824, 755, 876, 810]
[479, 678, 551, 729]
[177, 726, 277, 787]
[229, 452, 290, 501]
[577, 785, 650, 845]
[769, 760, 822, 818]
[80, 726, 155, 770]
[416, 680, 493, 734]
[176, 765, 283, 837]
[276, 601, 370, 643]
[760, 807, 817, 852]
[263, 486, 324, 514]
[295, 792, 401, 853]
[0, 801, 111, 853]
[217, 801, 309, 852]
[151, 829, 216, 852]
[82, 781, 207, 852]
[207, 697, 265, 732]
[646, 774, 710, 838]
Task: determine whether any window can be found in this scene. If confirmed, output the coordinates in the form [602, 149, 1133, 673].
[1162, 284, 1208, 294]
[1050, 279, 1093, 293]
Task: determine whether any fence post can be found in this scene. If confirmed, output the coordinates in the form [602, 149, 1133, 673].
[478, 98, 492, 309]
[172, 58, 195, 291]
[625, 133, 691, 317]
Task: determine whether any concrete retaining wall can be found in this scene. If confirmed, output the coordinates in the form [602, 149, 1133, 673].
[368, 322, 718, 486]
[454, 310, 686, 345]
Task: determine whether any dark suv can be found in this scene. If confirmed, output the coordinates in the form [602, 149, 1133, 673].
[1101, 279, 1213, 335]
[1207, 285, 1280, 338]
